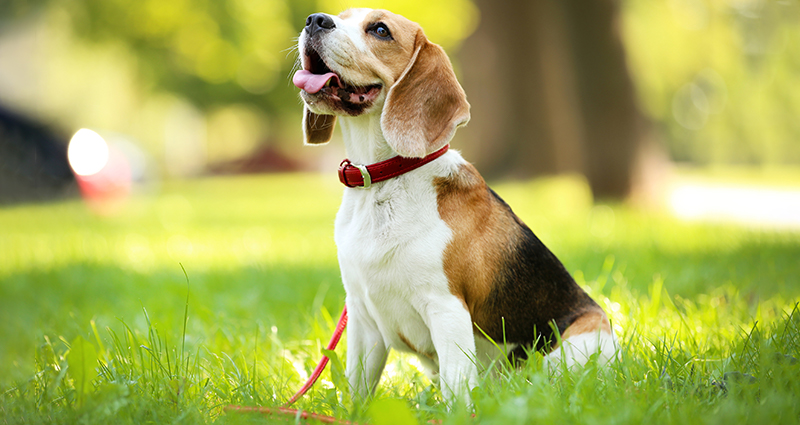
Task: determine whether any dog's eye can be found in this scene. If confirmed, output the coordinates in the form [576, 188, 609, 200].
[368, 23, 392, 40]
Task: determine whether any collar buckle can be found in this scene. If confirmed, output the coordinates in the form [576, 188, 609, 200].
[354, 164, 371, 189]
[338, 159, 373, 189]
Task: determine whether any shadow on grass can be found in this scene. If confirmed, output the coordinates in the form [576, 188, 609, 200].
[0, 262, 344, 383]
[561, 233, 800, 300]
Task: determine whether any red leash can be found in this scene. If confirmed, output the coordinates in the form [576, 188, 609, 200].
[226, 405, 355, 424]
[227, 306, 459, 424]
[286, 305, 348, 405]
[226, 306, 349, 422]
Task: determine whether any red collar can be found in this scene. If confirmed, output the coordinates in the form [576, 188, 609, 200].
[338, 145, 449, 188]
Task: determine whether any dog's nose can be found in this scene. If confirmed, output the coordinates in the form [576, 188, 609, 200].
[305, 13, 335, 37]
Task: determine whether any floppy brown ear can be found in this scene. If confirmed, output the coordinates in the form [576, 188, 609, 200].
[303, 106, 337, 145]
[381, 32, 470, 158]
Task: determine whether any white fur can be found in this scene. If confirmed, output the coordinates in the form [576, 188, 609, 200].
[300, 10, 385, 93]
[313, 13, 483, 404]
[332, 9, 372, 53]
[334, 116, 479, 404]
[296, 13, 481, 404]
[544, 330, 618, 371]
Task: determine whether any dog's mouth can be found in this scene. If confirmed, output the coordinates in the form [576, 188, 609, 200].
[293, 47, 382, 106]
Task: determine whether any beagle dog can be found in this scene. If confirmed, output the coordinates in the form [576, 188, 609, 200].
[293, 9, 617, 406]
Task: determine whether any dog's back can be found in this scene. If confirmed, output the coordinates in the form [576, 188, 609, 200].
[436, 162, 610, 362]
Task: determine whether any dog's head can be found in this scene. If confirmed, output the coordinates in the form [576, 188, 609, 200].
[293, 9, 470, 158]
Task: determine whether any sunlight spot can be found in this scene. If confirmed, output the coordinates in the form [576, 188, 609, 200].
[124, 233, 154, 271]
[157, 195, 194, 231]
[670, 183, 800, 229]
[589, 205, 616, 238]
[604, 298, 622, 314]
[383, 359, 399, 379]
[30, 240, 54, 266]
[405, 355, 425, 373]
[167, 234, 194, 260]
[242, 227, 271, 255]
[68, 128, 109, 176]
[291, 358, 309, 382]
[81, 233, 109, 259]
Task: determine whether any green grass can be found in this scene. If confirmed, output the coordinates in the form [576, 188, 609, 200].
[1, 172, 799, 424]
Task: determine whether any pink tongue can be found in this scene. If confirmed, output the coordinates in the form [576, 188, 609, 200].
[293, 70, 339, 94]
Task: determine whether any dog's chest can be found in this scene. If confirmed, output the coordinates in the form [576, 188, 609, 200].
[334, 173, 454, 349]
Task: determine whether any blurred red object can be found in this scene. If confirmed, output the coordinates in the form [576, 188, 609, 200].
[68, 128, 134, 214]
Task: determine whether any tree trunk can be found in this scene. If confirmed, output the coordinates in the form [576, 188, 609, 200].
[457, 0, 646, 199]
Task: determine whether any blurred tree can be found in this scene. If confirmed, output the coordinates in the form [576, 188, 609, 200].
[623, 0, 800, 167]
[0, 0, 476, 163]
[0, 0, 476, 122]
[458, 0, 649, 199]
[0, 0, 330, 177]
[3, 0, 797, 191]
[5, 1, 373, 140]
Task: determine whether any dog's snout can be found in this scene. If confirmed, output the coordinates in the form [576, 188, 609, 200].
[305, 13, 335, 37]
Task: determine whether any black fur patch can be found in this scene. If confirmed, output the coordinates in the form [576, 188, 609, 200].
[474, 189, 599, 361]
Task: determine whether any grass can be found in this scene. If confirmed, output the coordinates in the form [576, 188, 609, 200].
[1, 172, 799, 424]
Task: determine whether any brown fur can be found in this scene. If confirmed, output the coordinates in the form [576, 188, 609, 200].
[361, 10, 418, 84]
[435, 164, 604, 357]
[381, 29, 470, 158]
[562, 308, 611, 339]
[303, 109, 337, 145]
[435, 163, 517, 333]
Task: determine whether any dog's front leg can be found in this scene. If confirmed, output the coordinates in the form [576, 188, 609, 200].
[426, 296, 478, 407]
[345, 299, 387, 400]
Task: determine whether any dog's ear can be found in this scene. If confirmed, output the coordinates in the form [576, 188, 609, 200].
[381, 31, 470, 158]
[303, 106, 337, 145]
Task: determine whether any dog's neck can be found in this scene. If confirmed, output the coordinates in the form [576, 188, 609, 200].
[338, 113, 396, 165]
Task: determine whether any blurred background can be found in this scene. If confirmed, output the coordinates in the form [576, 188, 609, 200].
[0, 0, 798, 205]
[1, 0, 800, 399]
